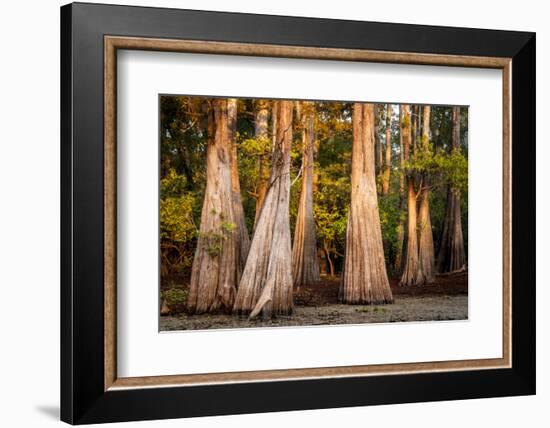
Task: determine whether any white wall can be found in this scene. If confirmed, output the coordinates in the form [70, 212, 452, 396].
[0, 1, 546, 427]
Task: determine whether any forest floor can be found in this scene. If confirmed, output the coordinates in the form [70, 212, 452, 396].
[159, 272, 468, 331]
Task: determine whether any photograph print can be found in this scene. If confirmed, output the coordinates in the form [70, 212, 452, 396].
[159, 96, 468, 331]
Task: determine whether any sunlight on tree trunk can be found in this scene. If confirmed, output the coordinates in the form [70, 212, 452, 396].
[233, 100, 294, 319]
[416, 105, 435, 284]
[340, 103, 393, 304]
[417, 188, 435, 283]
[399, 105, 421, 287]
[187, 99, 241, 313]
[394, 106, 406, 271]
[400, 179, 420, 286]
[253, 99, 270, 230]
[292, 102, 320, 287]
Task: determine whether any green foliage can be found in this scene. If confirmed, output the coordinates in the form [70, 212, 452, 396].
[160, 168, 201, 281]
[237, 135, 271, 232]
[401, 114, 411, 129]
[314, 134, 352, 271]
[161, 288, 189, 305]
[160, 169, 198, 240]
[240, 136, 271, 157]
[160, 196, 197, 243]
[404, 147, 468, 193]
[221, 221, 236, 233]
[200, 220, 235, 257]
[378, 191, 404, 265]
[200, 230, 226, 257]
[443, 149, 469, 193]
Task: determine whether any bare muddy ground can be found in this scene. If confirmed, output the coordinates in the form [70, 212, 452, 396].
[160, 295, 467, 331]
[159, 272, 468, 331]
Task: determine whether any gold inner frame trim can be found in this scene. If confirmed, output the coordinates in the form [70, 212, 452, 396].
[104, 35, 512, 391]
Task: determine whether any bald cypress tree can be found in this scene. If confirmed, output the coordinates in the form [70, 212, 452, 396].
[394, 105, 406, 271]
[292, 101, 320, 287]
[381, 104, 392, 195]
[416, 105, 435, 284]
[399, 104, 420, 286]
[187, 99, 241, 313]
[437, 106, 466, 273]
[228, 99, 250, 272]
[233, 100, 294, 319]
[253, 99, 270, 230]
[340, 103, 393, 304]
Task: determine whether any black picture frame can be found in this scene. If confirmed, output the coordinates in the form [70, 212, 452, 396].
[61, 2, 535, 424]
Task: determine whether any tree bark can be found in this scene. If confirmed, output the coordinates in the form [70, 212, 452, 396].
[394, 106, 406, 271]
[375, 105, 383, 181]
[400, 178, 420, 286]
[228, 99, 251, 272]
[187, 99, 241, 313]
[399, 105, 421, 286]
[292, 102, 320, 287]
[233, 100, 294, 318]
[340, 103, 393, 304]
[381, 104, 392, 195]
[416, 105, 435, 284]
[253, 100, 270, 229]
[323, 241, 335, 277]
[412, 105, 421, 157]
[416, 188, 435, 284]
[437, 106, 466, 273]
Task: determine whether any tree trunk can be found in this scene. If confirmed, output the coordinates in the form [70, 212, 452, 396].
[233, 100, 294, 318]
[411, 105, 419, 156]
[416, 187, 435, 283]
[394, 106, 406, 271]
[437, 106, 466, 273]
[400, 178, 420, 286]
[323, 241, 335, 277]
[292, 102, 320, 287]
[416, 105, 435, 284]
[381, 104, 392, 195]
[187, 99, 241, 313]
[340, 103, 393, 304]
[399, 105, 421, 286]
[228, 99, 251, 272]
[375, 105, 383, 180]
[253, 100, 270, 229]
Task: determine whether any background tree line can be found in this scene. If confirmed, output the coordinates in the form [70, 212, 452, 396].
[160, 96, 468, 318]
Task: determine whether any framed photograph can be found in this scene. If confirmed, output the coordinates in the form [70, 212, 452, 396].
[60, 2, 535, 424]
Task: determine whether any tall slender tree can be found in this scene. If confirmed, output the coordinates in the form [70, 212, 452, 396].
[228, 99, 250, 271]
[233, 100, 294, 318]
[416, 105, 435, 284]
[412, 105, 422, 157]
[394, 105, 406, 271]
[253, 99, 270, 229]
[399, 105, 421, 286]
[187, 99, 241, 313]
[340, 103, 393, 304]
[292, 101, 320, 287]
[375, 104, 383, 183]
[437, 107, 466, 273]
[381, 104, 392, 195]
